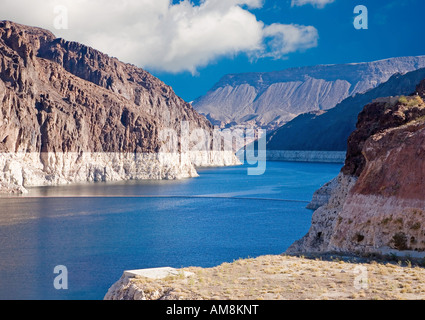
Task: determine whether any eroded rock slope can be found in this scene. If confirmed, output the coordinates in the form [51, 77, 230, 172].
[0, 21, 238, 193]
[288, 79, 425, 257]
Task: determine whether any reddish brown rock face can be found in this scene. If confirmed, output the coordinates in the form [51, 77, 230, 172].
[355, 121, 425, 200]
[0, 21, 238, 193]
[342, 93, 425, 179]
[331, 86, 425, 255]
[0, 20, 213, 155]
[288, 79, 425, 257]
[342, 87, 425, 198]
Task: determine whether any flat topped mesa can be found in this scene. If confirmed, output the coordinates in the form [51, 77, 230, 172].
[193, 55, 425, 130]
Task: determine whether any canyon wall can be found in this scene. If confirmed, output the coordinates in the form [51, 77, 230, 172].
[0, 21, 239, 193]
[288, 81, 425, 257]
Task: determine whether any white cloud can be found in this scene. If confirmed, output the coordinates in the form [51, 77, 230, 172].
[260, 23, 318, 58]
[1, 0, 319, 74]
[291, 0, 335, 8]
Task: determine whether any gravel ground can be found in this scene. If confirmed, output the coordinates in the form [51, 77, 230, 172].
[125, 254, 425, 300]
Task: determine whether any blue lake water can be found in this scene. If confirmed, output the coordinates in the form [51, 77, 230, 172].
[0, 161, 341, 300]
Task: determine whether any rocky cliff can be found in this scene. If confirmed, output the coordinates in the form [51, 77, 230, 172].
[287, 80, 425, 258]
[0, 21, 239, 193]
[193, 57, 425, 130]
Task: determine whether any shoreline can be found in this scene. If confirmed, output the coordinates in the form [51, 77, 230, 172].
[266, 150, 346, 164]
[236, 150, 346, 164]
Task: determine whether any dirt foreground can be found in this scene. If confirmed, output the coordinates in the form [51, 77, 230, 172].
[109, 254, 425, 300]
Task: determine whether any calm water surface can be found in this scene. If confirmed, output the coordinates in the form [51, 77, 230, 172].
[0, 161, 341, 300]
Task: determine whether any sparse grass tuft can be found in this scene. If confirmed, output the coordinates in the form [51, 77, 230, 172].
[398, 95, 424, 106]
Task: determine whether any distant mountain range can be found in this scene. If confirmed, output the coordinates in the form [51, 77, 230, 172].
[193, 56, 425, 130]
[266, 67, 425, 152]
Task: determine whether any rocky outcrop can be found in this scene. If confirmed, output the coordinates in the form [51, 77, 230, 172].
[306, 174, 342, 210]
[104, 267, 195, 300]
[0, 21, 239, 193]
[288, 80, 425, 257]
[287, 173, 358, 254]
[193, 57, 425, 130]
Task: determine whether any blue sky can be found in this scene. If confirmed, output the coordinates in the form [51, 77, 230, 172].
[2, 0, 425, 102]
[155, 0, 425, 101]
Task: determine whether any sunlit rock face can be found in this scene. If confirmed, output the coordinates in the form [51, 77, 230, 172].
[193, 56, 425, 131]
[288, 79, 425, 258]
[0, 21, 239, 193]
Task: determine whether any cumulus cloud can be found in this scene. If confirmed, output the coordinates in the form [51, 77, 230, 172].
[1, 0, 319, 74]
[291, 0, 335, 8]
[260, 23, 318, 58]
